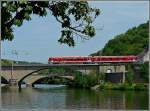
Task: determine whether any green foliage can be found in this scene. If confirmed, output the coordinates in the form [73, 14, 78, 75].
[99, 72, 105, 82]
[140, 62, 149, 82]
[99, 83, 147, 91]
[2, 1, 100, 46]
[37, 68, 84, 84]
[35, 70, 98, 85]
[58, 30, 75, 46]
[91, 21, 149, 56]
[134, 83, 147, 91]
[34, 77, 68, 84]
[126, 65, 134, 85]
[71, 73, 98, 88]
[1, 59, 13, 65]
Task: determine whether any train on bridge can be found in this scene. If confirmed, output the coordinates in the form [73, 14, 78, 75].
[48, 56, 138, 64]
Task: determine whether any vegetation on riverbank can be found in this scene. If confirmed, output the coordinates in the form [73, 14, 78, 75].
[99, 83, 147, 91]
[67, 72, 148, 91]
[68, 72, 98, 88]
[139, 62, 149, 82]
[89, 21, 149, 90]
[34, 70, 100, 89]
[70, 21, 149, 90]
[33, 77, 70, 85]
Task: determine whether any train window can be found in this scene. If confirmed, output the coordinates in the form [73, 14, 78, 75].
[96, 57, 100, 61]
[103, 58, 107, 61]
[101, 57, 106, 61]
[94, 57, 98, 61]
[91, 57, 95, 61]
[112, 58, 118, 61]
[108, 58, 112, 61]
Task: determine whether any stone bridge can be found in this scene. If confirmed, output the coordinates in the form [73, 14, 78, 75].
[1, 63, 128, 87]
[1, 64, 99, 84]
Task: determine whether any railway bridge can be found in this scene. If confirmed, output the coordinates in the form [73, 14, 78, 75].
[1, 49, 148, 90]
[1, 63, 130, 87]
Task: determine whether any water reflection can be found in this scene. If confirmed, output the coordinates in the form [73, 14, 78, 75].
[65, 89, 148, 110]
[1, 85, 148, 109]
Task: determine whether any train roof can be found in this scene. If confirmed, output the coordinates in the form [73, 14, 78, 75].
[48, 55, 137, 58]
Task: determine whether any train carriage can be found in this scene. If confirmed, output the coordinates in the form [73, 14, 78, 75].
[48, 56, 138, 64]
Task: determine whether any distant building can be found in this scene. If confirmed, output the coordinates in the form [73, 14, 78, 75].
[143, 50, 149, 62]
[137, 47, 149, 63]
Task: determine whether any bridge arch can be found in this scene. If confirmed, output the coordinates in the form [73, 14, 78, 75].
[27, 75, 74, 87]
[18, 67, 78, 87]
[18, 68, 49, 86]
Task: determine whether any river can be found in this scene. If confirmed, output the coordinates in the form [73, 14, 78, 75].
[1, 84, 148, 110]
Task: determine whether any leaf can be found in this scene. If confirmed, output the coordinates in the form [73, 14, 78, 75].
[13, 19, 22, 26]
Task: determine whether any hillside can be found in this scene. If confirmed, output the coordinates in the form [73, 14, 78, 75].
[91, 21, 149, 56]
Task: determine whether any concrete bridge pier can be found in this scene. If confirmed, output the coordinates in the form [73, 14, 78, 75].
[18, 82, 22, 92]
[122, 65, 126, 83]
[97, 66, 100, 84]
[32, 84, 35, 87]
[99, 64, 127, 83]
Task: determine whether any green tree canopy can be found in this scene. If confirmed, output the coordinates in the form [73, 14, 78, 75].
[91, 21, 149, 56]
[2, 1, 100, 46]
[140, 61, 149, 82]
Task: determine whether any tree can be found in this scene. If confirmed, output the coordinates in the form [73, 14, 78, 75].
[140, 62, 149, 82]
[90, 22, 149, 56]
[1, 1, 100, 46]
[126, 65, 134, 85]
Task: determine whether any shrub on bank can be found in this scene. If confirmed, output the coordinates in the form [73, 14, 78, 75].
[134, 83, 147, 91]
[139, 62, 149, 82]
[99, 83, 147, 91]
[70, 73, 98, 88]
[68, 72, 148, 91]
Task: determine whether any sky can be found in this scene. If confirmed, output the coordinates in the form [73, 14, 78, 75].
[1, 1, 149, 63]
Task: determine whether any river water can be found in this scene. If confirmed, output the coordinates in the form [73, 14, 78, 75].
[1, 84, 148, 110]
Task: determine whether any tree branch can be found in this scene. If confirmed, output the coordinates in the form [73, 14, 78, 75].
[55, 16, 83, 33]
[4, 8, 26, 28]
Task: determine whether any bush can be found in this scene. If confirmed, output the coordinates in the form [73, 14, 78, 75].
[103, 83, 113, 89]
[126, 65, 134, 85]
[99, 83, 147, 91]
[140, 62, 149, 82]
[71, 73, 98, 88]
[99, 84, 105, 89]
[134, 84, 147, 91]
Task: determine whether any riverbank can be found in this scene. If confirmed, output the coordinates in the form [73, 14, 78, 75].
[94, 83, 148, 91]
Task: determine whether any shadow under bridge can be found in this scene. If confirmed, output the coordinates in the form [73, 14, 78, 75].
[24, 73, 75, 86]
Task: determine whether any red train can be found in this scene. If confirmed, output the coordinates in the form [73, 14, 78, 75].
[48, 56, 138, 64]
